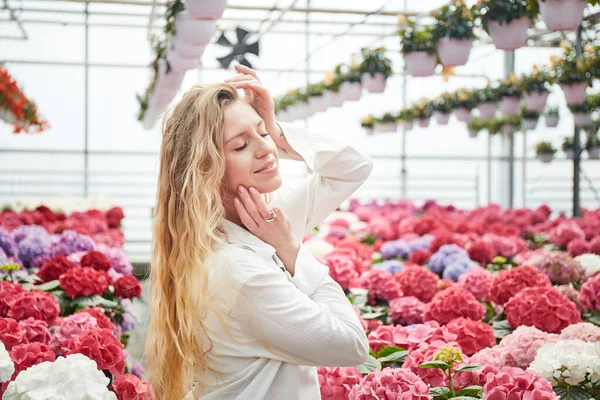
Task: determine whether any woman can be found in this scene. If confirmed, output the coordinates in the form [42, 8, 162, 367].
[146, 65, 373, 400]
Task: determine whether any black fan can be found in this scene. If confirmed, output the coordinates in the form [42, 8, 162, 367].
[216, 27, 260, 69]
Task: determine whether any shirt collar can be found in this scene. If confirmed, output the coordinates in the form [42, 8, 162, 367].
[220, 219, 277, 259]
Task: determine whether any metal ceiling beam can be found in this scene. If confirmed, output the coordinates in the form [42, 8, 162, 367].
[1, 0, 28, 40]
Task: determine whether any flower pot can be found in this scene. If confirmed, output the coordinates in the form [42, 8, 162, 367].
[295, 102, 310, 119]
[565, 149, 575, 159]
[455, 107, 473, 123]
[185, 0, 228, 20]
[276, 110, 289, 122]
[538, 153, 554, 163]
[545, 114, 560, 127]
[573, 112, 592, 127]
[417, 117, 431, 128]
[561, 82, 587, 105]
[405, 52, 438, 77]
[488, 17, 531, 50]
[502, 124, 516, 135]
[525, 91, 549, 112]
[157, 60, 185, 89]
[308, 96, 327, 113]
[404, 120, 414, 131]
[175, 13, 216, 45]
[341, 81, 362, 101]
[325, 90, 344, 107]
[166, 49, 199, 71]
[500, 96, 521, 116]
[365, 127, 374, 136]
[361, 72, 387, 94]
[538, 0, 587, 31]
[477, 102, 497, 120]
[437, 38, 473, 67]
[522, 118, 538, 131]
[172, 37, 206, 58]
[436, 112, 450, 125]
[468, 129, 479, 138]
[588, 147, 600, 159]
[384, 122, 397, 132]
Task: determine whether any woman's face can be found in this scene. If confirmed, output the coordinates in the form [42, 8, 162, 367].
[222, 99, 282, 195]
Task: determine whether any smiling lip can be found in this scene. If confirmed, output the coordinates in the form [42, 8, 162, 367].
[255, 160, 276, 173]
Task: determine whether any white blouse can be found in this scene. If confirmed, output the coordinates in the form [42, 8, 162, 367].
[188, 122, 373, 400]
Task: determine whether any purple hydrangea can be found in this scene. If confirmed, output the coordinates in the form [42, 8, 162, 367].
[121, 312, 136, 333]
[0, 227, 18, 257]
[408, 235, 433, 254]
[49, 230, 95, 257]
[443, 258, 478, 282]
[428, 244, 469, 275]
[17, 235, 51, 266]
[380, 240, 410, 259]
[97, 244, 133, 275]
[11, 225, 49, 244]
[373, 260, 405, 274]
[325, 226, 347, 240]
[0, 248, 8, 265]
[124, 350, 146, 379]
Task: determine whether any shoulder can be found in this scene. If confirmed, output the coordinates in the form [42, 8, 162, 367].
[207, 243, 276, 285]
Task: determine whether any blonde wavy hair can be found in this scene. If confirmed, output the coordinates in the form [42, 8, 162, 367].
[145, 83, 241, 400]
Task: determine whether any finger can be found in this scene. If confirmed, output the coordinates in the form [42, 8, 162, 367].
[248, 187, 273, 218]
[273, 206, 284, 223]
[233, 197, 259, 231]
[238, 185, 264, 225]
[225, 75, 257, 83]
[230, 81, 271, 97]
[234, 64, 260, 82]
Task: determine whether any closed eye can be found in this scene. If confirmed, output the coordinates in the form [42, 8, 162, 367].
[235, 134, 269, 152]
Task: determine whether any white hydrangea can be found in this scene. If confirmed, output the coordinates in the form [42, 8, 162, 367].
[3, 353, 117, 400]
[0, 340, 15, 383]
[304, 239, 334, 258]
[530, 339, 600, 387]
[575, 254, 600, 276]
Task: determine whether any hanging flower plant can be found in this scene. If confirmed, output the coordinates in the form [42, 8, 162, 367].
[552, 44, 590, 105]
[475, 84, 501, 120]
[358, 47, 393, 93]
[498, 73, 523, 116]
[536, 141, 557, 163]
[544, 107, 560, 127]
[568, 97, 595, 127]
[432, 0, 476, 66]
[518, 65, 553, 112]
[0, 67, 49, 134]
[399, 20, 438, 77]
[520, 107, 541, 130]
[361, 115, 375, 135]
[475, 0, 537, 50]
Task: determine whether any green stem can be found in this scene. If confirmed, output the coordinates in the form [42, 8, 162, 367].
[444, 369, 456, 397]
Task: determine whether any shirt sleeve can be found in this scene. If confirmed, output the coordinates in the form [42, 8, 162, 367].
[232, 246, 370, 367]
[274, 122, 374, 240]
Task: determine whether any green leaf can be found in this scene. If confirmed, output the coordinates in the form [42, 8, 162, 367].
[455, 364, 483, 372]
[378, 351, 408, 364]
[492, 320, 514, 340]
[357, 355, 382, 375]
[483, 301, 496, 323]
[361, 312, 384, 320]
[458, 386, 484, 397]
[586, 311, 600, 327]
[376, 346, 406, 358]
[419, 360, 451, 371]
[451, 397, 484, 400]
[369, 349, 377, 358]
[430, 386, 452, 400]
[553, 385, 590, 400]
[73, 295, 118, 310]
[35, 280, 60, 292]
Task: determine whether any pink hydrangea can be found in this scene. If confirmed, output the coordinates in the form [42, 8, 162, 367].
[423, 286, 486, 325]
[505, 286, 581, 333]
[559, 322, 600, 343]
[445, 318, 496, 356]
[459, 268, 494, 302]
[318, 367, 362, 400]
[482, 234, 527, 259]
[393, 266, 440, 303]
[453, 363, 499, 392]
[567, 239, 591, 257]
[497, 325, 559, 368]
[550, 221, 586, 248]
[50, 312, 100, 355]
[489, 266, 551, 306]
[389, 296, 424, 326]
[402, 340, 462, 387]
[469, 347, 506, 369]
[18, 317, 51, 345]
[355, 269, 402, 304]
[580, 273, 600, 311]
[368, 325, 396, 353]
[531, 251, 586, 285]
[483, 367, 559, 400]
[320, 250, 364, 291]
[349, 367, 431, 400]
[392, 321, 457, 352]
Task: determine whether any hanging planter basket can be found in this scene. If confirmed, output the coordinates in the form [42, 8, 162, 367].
[455, 107, 473, 123]
[175, 13, 216, 45]
[561, 82, 587, 105]
[417, 117, 431, 128]
[522, 118, 539, 131]
[500, 96, 521, 116]
[488, 18, 531, 51]
[468, 129, 479, 138]
[588, 147, 600, 159]
[545, 114, 560, 127]
[437, 38, 473, 67]
[341, 81, 362, 101]
[525, 91, 549, 112]
[405, 52, 438, 77]
[361, 72, 387, 94]
[538, 0, 587, 31]
[436, 113, 450, 125]
[404, 120, 414, 131]
[185, 0, 228, 20]
[477, 102, 497, 120]
[502, 124, 516, 135]
[172, 38, 206, 58]
[324, 90, 344, 108]
[538, 153, 555, 163]
[573, 112, 592, 127]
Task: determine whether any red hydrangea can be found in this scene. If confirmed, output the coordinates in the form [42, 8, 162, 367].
[550, 221, 586, 248]
[483, 367, 558, 400]
[402, 340, 462, 387]
[67, 328, 125, 376]
[445, 318, 496, 356]
[80, 250, 112, 271]
[7, 342, 55, 382]
[51, 312, 101, 355]
[423, 286, 485, 325]
[409, 250, 432, 265]
[467, 240, 498, 265]
[504, 286, 581, 333]
[459, 268, 493, 302]
[389, 296, 424, 326]
[111, 374, 154, 400]
[36, 255, 76, 283]
[317, 367, 362, 400]
[354, 269, 402, 304]
[77, 308, 115, 331]
[8, 290, 60, 326]
[59, 267, 110, 298]
[18, 317, 51, 345]
[489, 266, 551, 306]
[580, 273, 600, 311]
[114, 275, 142, 298]
[0, 317, 29, 350]
[106, 207, 125, 229]
[567, 239, 591, 257]
[394, 266, 440, 303]
[349, 367, 431, 400]
[319, 251, 361, 291]
[0, 281, 26, 317]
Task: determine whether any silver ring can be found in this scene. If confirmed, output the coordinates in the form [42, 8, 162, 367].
[264, 209, 276, 223]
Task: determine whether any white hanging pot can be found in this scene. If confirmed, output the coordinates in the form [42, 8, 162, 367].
[404, 120, 414, 131]
[538, 0, 587, 31]
[365, 127, 374, 136]
[294, 102, 309, 119]
[545, 114, 560, 127]
[500, 96, 521, 116]
[468, 129, 479, 138]
[185, 0, 228, 20]
[327, 90, 344, 107]
[172, 37, 206, 58]
[417, 117, 431, 128]
[436, 112, 450, 125]
[522, 118, 539, 131]
[437, 38, 473, 66]
[538, 153, 554, 163]
[488, 18, 531, 51]
[477, 102, 497, 120]
[385, 122, 397, 132]
[361, 72, 387, 94]
[455, 107, 473, 123]
[166, 49, 198, 71]
[525, 91, 549, 112]
[588, 147, 600, 159]
[502, 124, 516, 135]
[565, 149, 575, 159]
[175, 13, 216, 45]
[561, 82, 587, 105]
[308, 96, 327, 114]
[573, 112, 592, 127]
[405, 52, 437, 77]
[341, 81, 362, 101]
[157, 60, 185, 89]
